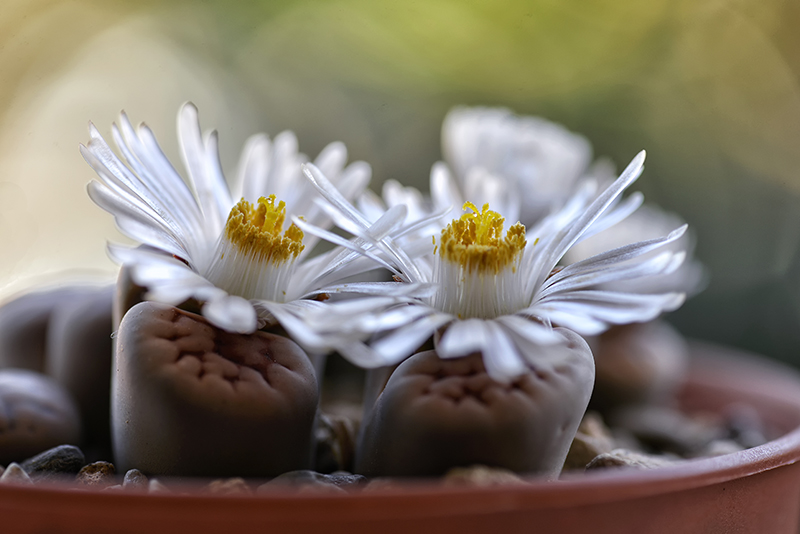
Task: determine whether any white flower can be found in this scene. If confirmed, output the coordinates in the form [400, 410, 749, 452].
[441, 106, 605, 226]
[82, 103, 431, 338]
[441, 105, 704, 296]
[357, 106, 636, 244]
[294, 151, 688, 381]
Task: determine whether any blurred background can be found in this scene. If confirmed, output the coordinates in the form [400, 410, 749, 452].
[2, 0, 800, 364]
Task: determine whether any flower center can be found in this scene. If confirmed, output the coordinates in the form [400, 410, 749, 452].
[205, 195, 304, 302]
[433, 203, 528, 319]
[435, 202, 526, 274]
[224, 195, 304, 263]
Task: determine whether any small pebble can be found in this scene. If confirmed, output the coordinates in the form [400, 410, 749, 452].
[206, 478, 251, 495]
[563, 412, 616, 470]
[361, 478, 397, 492]
[610, 406, 723, 456]
[148, 479, 170, 493]
[443, 465, 525, 486]
[724, 403, 768, 449]
[257, 470, 365, 494]
[586, 448, 676, 470]
[0, 462, 33, 484]
[21, 444, 86, 482]
[698, 439, 745, 458]
[104, 484, 124, 492]
[76, 461, 116, 487]
[122, 469, 148, 489]
[315, 412, 359, 473]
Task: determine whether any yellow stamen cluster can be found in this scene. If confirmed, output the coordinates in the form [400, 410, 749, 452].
[435, 202, 526, 273]
[224, 195, 304, 263]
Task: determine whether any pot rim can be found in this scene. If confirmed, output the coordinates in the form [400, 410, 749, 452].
[2, 339, 799, 521]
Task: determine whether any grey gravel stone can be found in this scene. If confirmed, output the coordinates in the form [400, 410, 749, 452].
[315, 412, 359, 473]
[443, 465, 526, 486]
[122, 469, 148, 489]
[148, 479, 170, 493]
[610, 405, 723, 456]
[564, 412, 616, 470]
[361, 478, 397, 492]
[206, 477, 251, 495]
[724, 403, 768, 449]
[586, 448, 677, 470]
[21, 444, 85, 482]
[698, 439, 745, 458]
[0, 462, 32, 484]
[257, 470, 365, 494]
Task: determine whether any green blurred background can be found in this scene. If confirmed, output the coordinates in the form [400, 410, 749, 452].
[2, 0, 800, 364]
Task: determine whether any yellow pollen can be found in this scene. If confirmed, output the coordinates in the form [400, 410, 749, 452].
[224, 195, 304, 263]
[435, 202, 526, 273]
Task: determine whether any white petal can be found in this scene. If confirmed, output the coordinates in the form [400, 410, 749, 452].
[291, 216, 404, 280]
[436, 318, 488, 359]
[334, 340, 392, 368]
[481, 321, 527, 382]
[495, 314, 561, 345]
[313, 141, 347, 179]
[429, 162, 462, 218]
[548, 224, 688, 287]
[540, 250, 685, 299]
[177, 103, 230, 235]
[202, 295, 257, 334]
[259, 300, 339, 353]
[576, 191, 644, 243]
[115, 115, 204, 232]
[233, 133, 271, 202]
[302, 281, 437, 300]
[528, 151, 646, 293]
[88, 181, 189, 259]
[357, 189, 389, 222]
[371, 313, 452, 365]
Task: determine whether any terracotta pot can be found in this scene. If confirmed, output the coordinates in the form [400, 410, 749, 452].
[2, 341, 800, 534]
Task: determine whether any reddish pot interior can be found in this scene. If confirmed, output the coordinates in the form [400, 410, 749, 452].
[2, 340, 800, 534]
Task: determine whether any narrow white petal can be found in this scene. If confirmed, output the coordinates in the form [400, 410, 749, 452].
[115, 115, 203, 232]
[482, 321, 527, 382]
[177, 103, 229, 235]
[303, 163, 423, 281]
[259, 301, 338, 353]
[357, 189, 389, 222]
[291, 216, 404, 279]
[529, 151, 646, 292]
[540, 250, 685, 299]
[371, 313, 452, 364]
[301, 281, 437, 300]
[547, 224, 688, 287]
[429, 162, 462, 217]
[576, 191, 644, 243]
[531, 308, 608, 335]
[313, 141, 348, 179]
[234, 133, 271, 202]
[334, 340, 393, 368]
[202, 295, 257, 334]
[88, 181, 189, 259]
[437, 318, 488, 359]
[495, 314, 561, 345]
